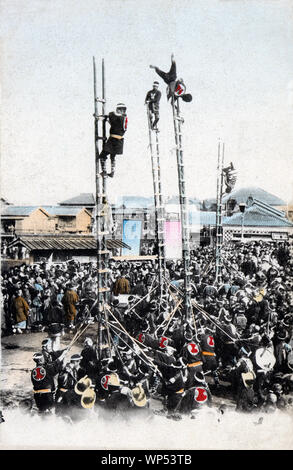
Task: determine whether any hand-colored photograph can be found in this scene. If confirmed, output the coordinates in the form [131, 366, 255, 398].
[1, 0, 293, 451]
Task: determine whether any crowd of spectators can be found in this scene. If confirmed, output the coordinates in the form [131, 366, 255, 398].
[1, 240, 293, 416]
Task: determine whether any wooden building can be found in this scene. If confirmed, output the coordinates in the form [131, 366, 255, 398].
[7, 235, 130, 264]
[1, 205, 92, 237]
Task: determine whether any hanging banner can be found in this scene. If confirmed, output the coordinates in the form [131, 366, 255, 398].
[122, 219, 142, 256]
[164, 220, 182, 259]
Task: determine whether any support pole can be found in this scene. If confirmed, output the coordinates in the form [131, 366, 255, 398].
[171, 96, 192, 322]
[154, 129, 167, 284]
[146, 105, 166, 304]
[93, 57, 111, 359]
[215, 140, 225, 284]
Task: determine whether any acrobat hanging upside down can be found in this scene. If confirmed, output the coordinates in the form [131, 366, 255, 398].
[150, 54, 193, 103]
[99, 103, 128, 178]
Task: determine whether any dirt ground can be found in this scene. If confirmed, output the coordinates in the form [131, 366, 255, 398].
[0, 327, 93, 408]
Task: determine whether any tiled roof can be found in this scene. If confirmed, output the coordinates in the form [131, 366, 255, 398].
[1, 206, 43, 217]
[1, 205, 91, 218]
[223, 205, 293, 228]
[247, 198, 286, 218]
[8, 236, 131, 251]
[222, 186, 285, 206]
[42, 206, 90, 216]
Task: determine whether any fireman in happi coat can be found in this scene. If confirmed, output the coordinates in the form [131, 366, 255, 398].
[150, 54, 192, 102]
[55, 354, 85, 412]
[199, 326, 220, 386]
[180, 370, 212, 416]
[99, 103, 128, 178]
[31, 351, 65, 412]
[181, 328, 204, 390]
[145, 81, 161, 131]
[152, 349, 185, 416]
[222, 162, 237, 194]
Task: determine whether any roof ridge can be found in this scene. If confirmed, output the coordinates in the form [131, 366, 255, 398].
[222, 187, 286, 205]
[248, 203, 290, 223]
[224, 204, 293, 227]
[251, 198, 285, 217]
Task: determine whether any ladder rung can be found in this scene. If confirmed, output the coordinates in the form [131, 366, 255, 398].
[96, 98, 106, 103]
[98, 269, 111, 273]
[96, 136, 107, 140]
[98, 287, 110, 293]
[98, 250, 110, 254]
[97, 211, 109, 216]
[98, 231, 109, 236]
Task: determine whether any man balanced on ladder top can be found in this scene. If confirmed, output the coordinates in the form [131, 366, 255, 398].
[150, 54, 192, 103]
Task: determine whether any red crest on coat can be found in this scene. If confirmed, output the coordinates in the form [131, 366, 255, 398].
[208, 336, 215, 347]
[159, 336, 168, 349]
[194, 387, 208, 403]
[187, 342, 199, 355]
[33, 366, 46, 381]
[101, 375, 111, 390]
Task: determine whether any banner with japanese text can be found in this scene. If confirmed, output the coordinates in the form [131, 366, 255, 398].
[164, 220, 182, 259]
[122, 219, 142, 256]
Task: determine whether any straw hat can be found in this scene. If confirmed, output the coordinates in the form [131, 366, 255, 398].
[241, 371, 256, 388]
[74, 375, 93, 395]
[131, 383, 147, 407]
[81, 388, 96, 409]
[108, 373, 120, 387]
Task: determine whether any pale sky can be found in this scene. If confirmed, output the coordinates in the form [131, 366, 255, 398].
[1, 0, 293, 206]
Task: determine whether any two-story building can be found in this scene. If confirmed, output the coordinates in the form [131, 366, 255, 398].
[1, 205, 92, 237]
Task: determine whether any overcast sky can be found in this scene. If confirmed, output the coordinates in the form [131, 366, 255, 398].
[1, 0, 293, 206]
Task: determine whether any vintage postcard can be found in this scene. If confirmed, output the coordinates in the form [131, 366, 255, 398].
[1, 0, 293, 453]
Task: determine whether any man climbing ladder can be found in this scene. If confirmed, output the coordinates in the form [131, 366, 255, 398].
[98, 103, 128, 178]
[145, 81, 161, 131]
